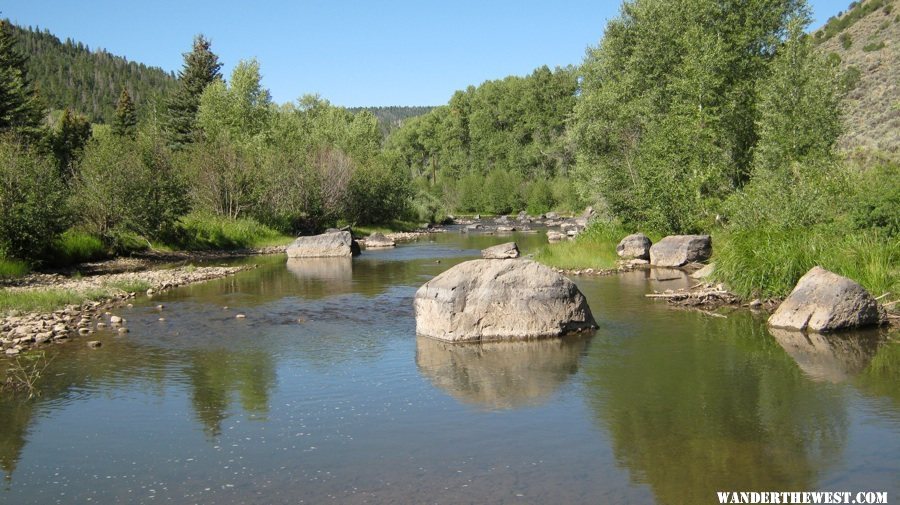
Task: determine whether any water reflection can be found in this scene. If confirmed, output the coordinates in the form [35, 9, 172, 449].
[184, 349, 276, 437]
[769, 328, 886, 384]
[416, 335, 591, 410]
[585, 315, 849, 504]
[286, 257, 354, 295]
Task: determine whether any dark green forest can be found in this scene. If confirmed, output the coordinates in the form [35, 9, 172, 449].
[9, 22, 177, 123]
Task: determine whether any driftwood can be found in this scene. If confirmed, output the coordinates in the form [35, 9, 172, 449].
[645, 285, 740, 308]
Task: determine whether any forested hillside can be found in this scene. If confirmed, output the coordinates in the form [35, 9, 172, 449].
[813, 0, 899, 158]
[348, 106, 433, 135]
[9, 22, 177, 122]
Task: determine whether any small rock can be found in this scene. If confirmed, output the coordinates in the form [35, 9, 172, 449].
[156, 305, 165, 310]
[87, 340, 102, 348]
[78, 328, 91, 335]
[235, 314, 246, 319]
[117, 327, 129, 334]
[749, 299, 763, 309]
[5, 348, 20, 356]
[110, 316, 122, 324]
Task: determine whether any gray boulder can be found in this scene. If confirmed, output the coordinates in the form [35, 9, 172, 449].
[481, 242, 519, 259]
[768, 266, 883, 332]
[649, 235, 712, 267]
[547, 230, 565, 242]
[286, 231, 360, 258]
[616, 233, 652, 260]
[414, 259, 597, 342]
[364, 232, 395, 248]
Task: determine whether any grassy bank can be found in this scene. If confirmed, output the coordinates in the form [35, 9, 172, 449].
[163, 213, 294, 251]
[533, 223, 632, 271]
[713, 227, 899, 299]
[0, 258, 30, 280]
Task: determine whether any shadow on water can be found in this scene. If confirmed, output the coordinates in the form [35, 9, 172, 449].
[415, 334, 593, 410]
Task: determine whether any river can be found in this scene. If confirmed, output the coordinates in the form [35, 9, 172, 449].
[1, 231, 897, 504]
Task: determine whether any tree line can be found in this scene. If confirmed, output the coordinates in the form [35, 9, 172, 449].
[0, 26, 411, 267]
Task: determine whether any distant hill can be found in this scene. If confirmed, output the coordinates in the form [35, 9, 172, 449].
[8, 21, 177, 123]
[813, 0, 899, 158]
[348, 106, 434, 135]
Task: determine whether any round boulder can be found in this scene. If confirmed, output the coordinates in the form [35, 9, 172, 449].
[768, 266, 884, 333]
[649, 235, 712, 267]
[364, 232, 396, 248]
[414, 259, 596, 342]
[617, 233, 652, 260]
[481, 242, 519, 259]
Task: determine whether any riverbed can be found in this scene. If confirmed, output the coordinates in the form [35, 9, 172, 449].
[1, 231, 897, 504]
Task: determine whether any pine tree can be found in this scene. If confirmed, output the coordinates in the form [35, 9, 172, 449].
[164, 34, 222, 149]
[0, 20, 43, 137]
[112, 87, 137, 138]
[51, 107, 91, 177]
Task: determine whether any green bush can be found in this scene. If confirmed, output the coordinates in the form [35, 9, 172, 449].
[840, 33, 852, 49]
[862, 41, 886, 52]
[482, 168, 523, 215]
[850, 163, 900, 236]
[0, 140, 69, 262]
[526, 179, 556, 215]
[74, 135, 188, 242]
[345, 152, 413, 225]
[456, 172, 484, 213]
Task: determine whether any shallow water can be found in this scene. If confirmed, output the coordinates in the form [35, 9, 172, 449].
[1, 232, 897, 505]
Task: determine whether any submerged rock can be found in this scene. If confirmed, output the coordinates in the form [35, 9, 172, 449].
[616, 233, 651, 260]
[547, 230, 565, 242]
[414, 259, 596, 342]
[768, 266, 883, 332]
[649, 235, 712, 267]
[481, 242, 519, 259]
[364, 232, 396, 248]
[286, 231, 360, 258]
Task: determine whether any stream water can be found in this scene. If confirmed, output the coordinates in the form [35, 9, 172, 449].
[1, 231, 897, 504]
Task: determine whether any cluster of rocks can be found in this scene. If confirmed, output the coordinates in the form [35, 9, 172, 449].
[449, 208, 597, 239]
[414, 241, 596, 342]
[611, 231, 888, 333]
[2, 265, 253, 355]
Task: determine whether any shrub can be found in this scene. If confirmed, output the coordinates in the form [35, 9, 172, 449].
[840, 33, 852, 49]
[862, 41, 886, 52]
[74, 135, 188, 242]
[345, 152, 412, 225]
[526, 179, 556, 215]
[849, 163, 900, 236]
[0, 140, 69, 262]
[482, 168, 523, 215]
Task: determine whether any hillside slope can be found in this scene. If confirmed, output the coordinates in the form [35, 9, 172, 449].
[814, 0, 899, 158]
[9, 21, 177, 123]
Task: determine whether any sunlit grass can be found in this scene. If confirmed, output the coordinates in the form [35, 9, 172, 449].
[0, 287, 111, 315]
[0, 257, 30, 279]
[533, 222, 635, 270]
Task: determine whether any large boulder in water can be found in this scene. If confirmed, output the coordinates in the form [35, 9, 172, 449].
[649, 235, 712, 267]
[616, 233, 652, 260]
[414, 259, 596, 342]
[286, 231, 360, 258]
[768, 266, 883, 332]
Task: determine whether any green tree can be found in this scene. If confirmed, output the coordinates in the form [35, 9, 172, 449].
[165, 35, 222, 149]
[0, 139, 68, 261]
[50, 108, 91, 178]
[197, 59, 272, 146]
[112, 87, 137, 138]
[0, 20, 44, 139]
[573, 0, 809, 233]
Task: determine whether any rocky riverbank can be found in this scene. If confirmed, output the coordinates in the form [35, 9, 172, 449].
[2, 263, 257, 356]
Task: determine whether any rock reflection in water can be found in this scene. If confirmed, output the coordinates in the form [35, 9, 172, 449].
[286, 257, 353, 295]
[769, 328, 886, 383]
[416, 335, 591, 410]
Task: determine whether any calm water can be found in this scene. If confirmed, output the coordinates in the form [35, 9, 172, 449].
[1, 232, 898, 505]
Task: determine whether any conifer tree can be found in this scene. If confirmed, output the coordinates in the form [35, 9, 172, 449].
[112, 87, 137, 138]
[0, 20, 43, 137]
[164, 34, 222, 149]
[51, 107, 92, 177]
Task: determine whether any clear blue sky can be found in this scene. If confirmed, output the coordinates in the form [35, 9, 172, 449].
[3, 0, 851, 107]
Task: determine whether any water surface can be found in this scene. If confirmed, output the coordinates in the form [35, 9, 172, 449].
[1, 231, 897, 504]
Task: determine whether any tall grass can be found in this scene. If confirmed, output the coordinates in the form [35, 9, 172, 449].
[168, 213, 293, 250]
[0, 257, 30, 279]
[50, 230, 107, 266]
[714, 227, 899, 299]
[534, 222, 634, 270]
